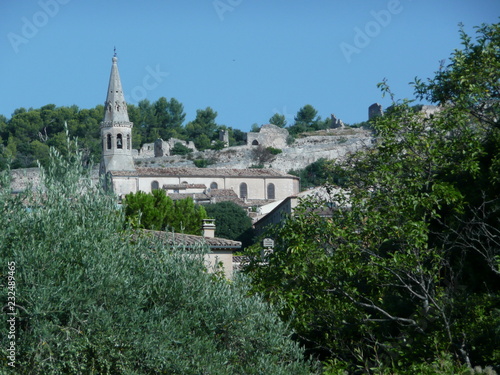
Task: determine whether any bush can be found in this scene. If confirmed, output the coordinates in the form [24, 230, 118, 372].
[0, 146, 314, 374]
[266, 146, 282, 155]
[193, 157, 216, 168]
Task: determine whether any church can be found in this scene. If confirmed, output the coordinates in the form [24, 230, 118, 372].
[99, 54, 300, 202]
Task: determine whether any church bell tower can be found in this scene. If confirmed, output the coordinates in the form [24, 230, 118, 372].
[100, 51, 136, 174]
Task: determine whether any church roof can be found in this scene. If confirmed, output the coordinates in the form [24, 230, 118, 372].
[110, 167, 298, 179]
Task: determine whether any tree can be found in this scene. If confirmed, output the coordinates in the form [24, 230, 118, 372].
[229, 128, 247, 146]
[269, 113, 287, 128]
[194, 133, 211, 150]
[294, 104, 318, 126]
[287, 105, 321, 135]
[170, 197, 208, 235]
[0, 143, 314, 374]
[123, 191, 207, 235]
[244, 22, 500, 373]
[123, 189, 174, 230]
[250, 123, 261, 132]
[154, 97, 186, 140]
[171, 142, 192, 156]
[204, 201, 254, 246]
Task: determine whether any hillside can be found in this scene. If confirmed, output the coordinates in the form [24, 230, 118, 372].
[134, 127, 373, 173]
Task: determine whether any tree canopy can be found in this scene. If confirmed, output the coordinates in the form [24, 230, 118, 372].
[123, 190, 207, 235]
[244, 22, 500, 373]
[204, 201, 254, 246]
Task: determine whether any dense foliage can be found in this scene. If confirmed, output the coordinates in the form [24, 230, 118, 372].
[0, 143, 314, 374]
[244, 23, 500, 373]
[204, 201, 255, 246]
[289, 158, 344, 191]
[0, 98, 250, 171]
[123, 189, 207, 235]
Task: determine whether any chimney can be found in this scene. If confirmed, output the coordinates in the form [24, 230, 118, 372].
[202, 219, 216, 238]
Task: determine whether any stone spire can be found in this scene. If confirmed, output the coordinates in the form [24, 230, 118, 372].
[102, 53, 131, 125]
[100, 52, 136, 174]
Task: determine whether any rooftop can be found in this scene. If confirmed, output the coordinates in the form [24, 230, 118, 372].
[142, 229, 242, 249]
[110, 167, 298, 179]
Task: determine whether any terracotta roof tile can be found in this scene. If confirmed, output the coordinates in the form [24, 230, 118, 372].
[142, 229, 241, 249]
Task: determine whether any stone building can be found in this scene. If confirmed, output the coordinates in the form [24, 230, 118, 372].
[109, 167, 299, 201]
[99, 55, 299, 201]
[145, 219, 241, 279]
[246, 124, 289, 149]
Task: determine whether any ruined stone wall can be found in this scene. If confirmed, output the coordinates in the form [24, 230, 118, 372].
[246, 124, 289, 149]
[137, 138, 197, 158]
[139, 142, 155, 158]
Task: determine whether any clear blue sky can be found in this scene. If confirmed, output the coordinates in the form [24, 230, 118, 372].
[1, 0, 499, 131]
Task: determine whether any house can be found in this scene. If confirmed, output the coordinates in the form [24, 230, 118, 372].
[253, 186, 345, 237]
[143, 219, 241, 279]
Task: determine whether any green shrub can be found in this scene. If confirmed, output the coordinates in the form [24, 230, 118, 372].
[171, 142, 193, 155]
[266, 146, 282, 155]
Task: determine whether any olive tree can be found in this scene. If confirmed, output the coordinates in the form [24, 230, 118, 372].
[0, 141, 314, 374]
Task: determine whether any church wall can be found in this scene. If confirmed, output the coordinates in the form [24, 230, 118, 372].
[117, 175, 298, 200]
[138, 177, 181, 193]
[113, 177, 138, 197]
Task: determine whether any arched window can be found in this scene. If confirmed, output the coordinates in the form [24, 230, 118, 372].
[106, 134, 112, 150]
[210, 182, 218, 190]
[267, 183, 275, 199]
[252, 140, 259, 145]
[127, 134, 131, 149]
[151, 181, 159, 191]
[117, 134, 123, 149]
[239, 182, 248, 199]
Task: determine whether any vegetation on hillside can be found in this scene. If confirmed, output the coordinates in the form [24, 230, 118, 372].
[1, 97, 363, 172]
[288, 158, 347, 191]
